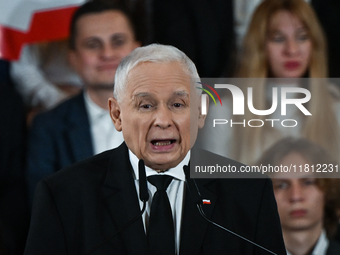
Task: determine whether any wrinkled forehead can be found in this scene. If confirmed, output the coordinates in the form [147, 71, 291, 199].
[125, 61, 197, 93]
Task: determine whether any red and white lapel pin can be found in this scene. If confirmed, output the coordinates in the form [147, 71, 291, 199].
[202, 199, 211, 205]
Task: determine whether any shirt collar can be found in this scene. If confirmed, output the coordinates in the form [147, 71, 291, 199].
[129, 149, 189, 182]
[312, 230, 329, 255]
[84, 91, 109, 123]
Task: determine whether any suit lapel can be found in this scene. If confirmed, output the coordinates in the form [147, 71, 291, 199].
[101, 143, 148, 254]
[180, 178, 218, 255]
[66, 92, 93, 162]
[98, 144, 220, 254]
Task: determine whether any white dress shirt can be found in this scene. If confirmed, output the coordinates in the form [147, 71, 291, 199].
[84, 92, 124, 154]
[129, 150, 190, 255]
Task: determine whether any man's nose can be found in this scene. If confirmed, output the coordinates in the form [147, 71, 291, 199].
[100, 45, 116, 59]
[154, 106, 173, 129]
[289, 183, 304, 203]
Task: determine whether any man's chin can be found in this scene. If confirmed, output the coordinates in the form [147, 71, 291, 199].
[283, 221, 315, 232]
[146, 159, 182, 172]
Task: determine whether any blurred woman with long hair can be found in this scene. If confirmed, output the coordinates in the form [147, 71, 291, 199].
[232, 0, 340, 164]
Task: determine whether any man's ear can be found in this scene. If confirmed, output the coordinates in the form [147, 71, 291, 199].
[109, 97, 123, 131]
[198, 94, 208, 129]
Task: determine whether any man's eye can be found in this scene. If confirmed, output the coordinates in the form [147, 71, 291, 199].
[112, 38, 126, 47]
[303, 179, 315, 186]
[111, 34, 127, 48]
[85, 42, 101, 49]
[140, 104, 152, 109]
[275, 182, 288, 190]
[173, 103, 183, 108]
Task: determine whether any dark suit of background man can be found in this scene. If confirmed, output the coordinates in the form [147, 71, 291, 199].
[0, 61, 30, 254]
[26, 0, 141, 205]
[24, 44, 286, 254]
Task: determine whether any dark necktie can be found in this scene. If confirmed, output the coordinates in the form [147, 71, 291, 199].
[147, 175, 175, 255]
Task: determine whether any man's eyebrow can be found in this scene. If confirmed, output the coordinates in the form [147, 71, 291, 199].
[132, 91, 189, 99]
[133, 92, 152, 98]
[272, 178, 289, 182]
[111, 33, 126, 40]
[173, 91, 189, 97]
[83, 37, 101, 43]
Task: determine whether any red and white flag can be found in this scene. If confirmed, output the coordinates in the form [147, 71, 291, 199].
[202, 199, 211, 205]
[0, 0, 86, 60]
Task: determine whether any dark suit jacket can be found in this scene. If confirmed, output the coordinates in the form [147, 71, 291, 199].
[327, 240, 340, 255]
[27, 92, 93, 204]
[24, 143, 286, 255]
[0, 84, 30, 255]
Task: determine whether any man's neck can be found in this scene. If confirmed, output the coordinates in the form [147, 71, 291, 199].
[283, 224, 322, 255]
[86, 88, 113, 110]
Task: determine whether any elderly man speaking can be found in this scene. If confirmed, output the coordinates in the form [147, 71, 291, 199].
[24, 44, 286, 255]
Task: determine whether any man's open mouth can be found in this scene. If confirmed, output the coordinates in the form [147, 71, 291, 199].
[151, 140, 176, 146]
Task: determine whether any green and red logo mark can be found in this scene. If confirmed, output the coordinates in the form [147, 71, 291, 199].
[196, 82, 222, 106]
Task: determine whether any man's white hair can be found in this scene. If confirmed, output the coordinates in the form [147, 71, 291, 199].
[114, 43, 201, 101]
